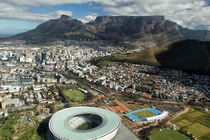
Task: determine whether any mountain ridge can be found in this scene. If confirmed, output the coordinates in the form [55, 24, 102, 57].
[4, 15, 210, 45]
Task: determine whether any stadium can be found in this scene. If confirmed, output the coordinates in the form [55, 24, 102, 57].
[128, 108, 169, 123]
[49, 107, 121, 140]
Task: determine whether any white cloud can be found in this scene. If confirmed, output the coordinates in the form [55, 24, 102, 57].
[0, 1, 72, 22]
[102, 0, 210, 30]
[0, 1, 73, 22]
[0, 0, 209, 30]
[0, 0, 121, 7]
[79, 13, 98, 23]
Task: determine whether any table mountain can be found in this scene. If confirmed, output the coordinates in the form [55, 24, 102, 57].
[7, 15, 210, 45]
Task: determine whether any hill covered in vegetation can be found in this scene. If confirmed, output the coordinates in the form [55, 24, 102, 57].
[91, 40, 210, 74]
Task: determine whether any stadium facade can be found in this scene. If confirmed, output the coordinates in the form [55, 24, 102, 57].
[145, 111, 168, 123]
[49, 107, 121, 140]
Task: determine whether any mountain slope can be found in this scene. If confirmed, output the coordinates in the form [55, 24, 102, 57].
[87, 16, 185, 43]
[6, 15, 210, 45]
[91, 40, 210, 74]
[10, 15, 94, 44]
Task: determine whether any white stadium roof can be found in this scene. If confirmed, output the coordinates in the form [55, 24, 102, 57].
[49, 107, 121, 140]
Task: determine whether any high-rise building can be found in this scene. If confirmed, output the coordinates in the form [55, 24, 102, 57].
[41, 52, 46, 61]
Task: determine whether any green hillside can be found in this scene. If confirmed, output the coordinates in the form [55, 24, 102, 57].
[91, 40, 210, 74]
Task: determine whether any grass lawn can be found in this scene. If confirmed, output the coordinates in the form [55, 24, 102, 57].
[177, 119, 192, 127]
[133, 110, 156, 119]
[0, 112, 43, 140]
[186, 110, 204, 119]
[57, 106, 65, 111]
[18, 124, 43, 140]
[205, 116, 210, 127]
[97, 60, 116, 66]
[171, 109, 210, 140]
[77, 123, 89, 130]
[63, 89, 86, 102]
[149, 129, 188, 140]
[128, 105, 139, 110]
[187, 123, 210, 138]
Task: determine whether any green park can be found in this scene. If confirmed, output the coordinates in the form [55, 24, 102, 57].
[62, 89, 86, 102]
[171, 109, 210, 140]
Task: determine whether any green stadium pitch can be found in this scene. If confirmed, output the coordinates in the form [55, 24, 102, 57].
[133, 110, 156, 120]
[63, 89, 86, 102]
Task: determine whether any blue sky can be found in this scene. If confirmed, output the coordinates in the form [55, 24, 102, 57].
[0, 20, 40, 35]
[0, 0, 210, 35]
[31, 3, 106, 18]
[0, 2, 107, 35]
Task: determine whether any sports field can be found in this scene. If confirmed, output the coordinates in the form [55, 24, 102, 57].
[171, 109, 210, 140]
[63, 89, 86, 102]
[77, 123, 89, 130]
[128, 108, 161, 121]
[133, 110, 156, 119]
[149, 129, 188, 140]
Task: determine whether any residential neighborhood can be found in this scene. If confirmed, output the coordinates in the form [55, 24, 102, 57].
[0, 42, 209, 140]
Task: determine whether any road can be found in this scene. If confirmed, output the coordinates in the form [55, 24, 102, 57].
[168, 107, 190, 126]
[171, 107, 190, 121]
[60, 71, 183, 106]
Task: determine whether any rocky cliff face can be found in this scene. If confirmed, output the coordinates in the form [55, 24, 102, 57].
[8, 15, 210, 45]
[87, 16, 166, 41]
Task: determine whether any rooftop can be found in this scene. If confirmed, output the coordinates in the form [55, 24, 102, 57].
[49, 107, 121, 140]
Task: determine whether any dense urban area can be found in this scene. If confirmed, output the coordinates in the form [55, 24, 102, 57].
[0, 40, 209, 140]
